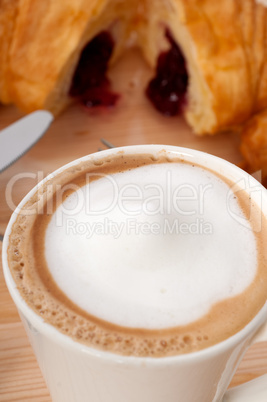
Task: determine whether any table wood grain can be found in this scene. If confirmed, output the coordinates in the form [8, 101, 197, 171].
[0, 48, 266, 401]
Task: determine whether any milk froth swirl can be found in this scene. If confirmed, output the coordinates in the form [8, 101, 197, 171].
[7, 148, 267, 357]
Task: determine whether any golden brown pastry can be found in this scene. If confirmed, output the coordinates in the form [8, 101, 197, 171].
[1, 0, 138, 115]
[0, 0, 267, 135]
[139, 0, 267, 134]
[0, 0, 19, 103]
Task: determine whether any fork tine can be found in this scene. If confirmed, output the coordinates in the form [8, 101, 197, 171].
[101, 138, 115, 149]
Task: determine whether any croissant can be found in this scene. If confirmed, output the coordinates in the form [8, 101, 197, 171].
[0, 0, 138, 115]
[0, 0, 267, 136]
[0, 0, 19, 104]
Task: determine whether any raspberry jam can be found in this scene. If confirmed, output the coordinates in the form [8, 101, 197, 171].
[69, 31, 119, 108]
[146, 30, 188, 116]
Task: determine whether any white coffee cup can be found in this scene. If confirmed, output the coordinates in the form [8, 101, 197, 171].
[3, 145, 267, 402]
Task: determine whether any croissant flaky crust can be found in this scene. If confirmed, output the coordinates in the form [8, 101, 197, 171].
[0, 0, 267, 136]
[0, 0, 138, 115]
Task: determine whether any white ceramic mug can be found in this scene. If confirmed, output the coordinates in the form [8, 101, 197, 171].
[3, 145, 267, 402]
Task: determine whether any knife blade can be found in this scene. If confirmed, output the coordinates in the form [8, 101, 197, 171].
[0, 110, 54, 173]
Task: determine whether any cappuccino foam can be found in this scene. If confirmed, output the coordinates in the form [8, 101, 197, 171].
[7, 150, 267, 357]
[46, 164, 256, 329]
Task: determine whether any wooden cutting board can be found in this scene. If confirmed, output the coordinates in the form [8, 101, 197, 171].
[0, 48, 266, 401]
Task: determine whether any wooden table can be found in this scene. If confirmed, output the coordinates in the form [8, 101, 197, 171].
[0, 48, 267, 401]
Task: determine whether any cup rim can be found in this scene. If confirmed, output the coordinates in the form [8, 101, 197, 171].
[3, 144, 267, 365]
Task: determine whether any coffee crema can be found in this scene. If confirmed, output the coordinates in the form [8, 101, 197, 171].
[7, 150, 267, 357]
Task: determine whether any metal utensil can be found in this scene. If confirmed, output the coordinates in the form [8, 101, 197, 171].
[98, 138, 115, 151]
[0, 110, 54, 173]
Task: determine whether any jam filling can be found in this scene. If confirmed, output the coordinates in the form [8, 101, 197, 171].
[69, 31, 119, 108]
[146, 30, 188, 116]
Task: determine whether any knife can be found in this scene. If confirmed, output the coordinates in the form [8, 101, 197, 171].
[0, 110, 54, 173]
